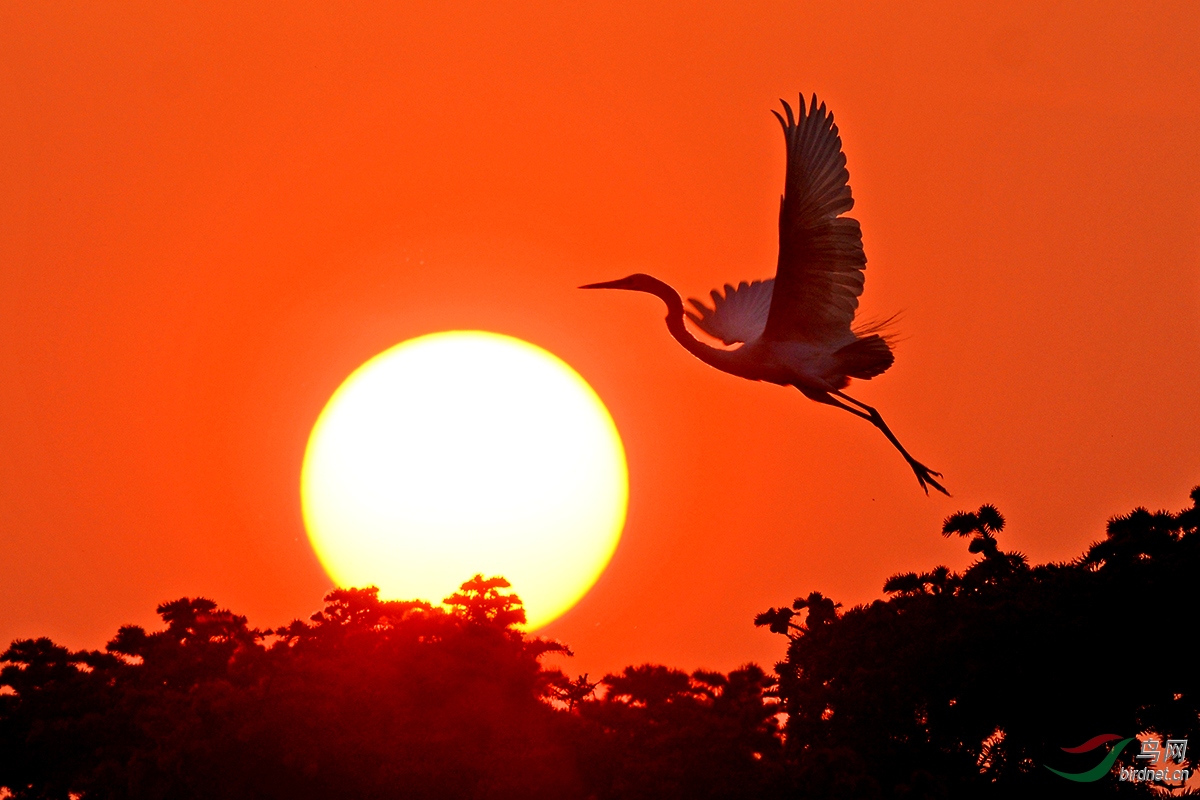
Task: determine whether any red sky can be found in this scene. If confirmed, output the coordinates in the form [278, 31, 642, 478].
[2, 2, 1198, 677]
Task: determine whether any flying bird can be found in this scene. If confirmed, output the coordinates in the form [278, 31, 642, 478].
[582, 95, 948, 495]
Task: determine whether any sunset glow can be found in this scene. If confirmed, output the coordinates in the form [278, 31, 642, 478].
[5, 1, 1199, 682]
[300, 331, 628, 629]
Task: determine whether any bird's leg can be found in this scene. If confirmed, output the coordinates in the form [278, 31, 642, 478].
[826, 389, 950, 496]
[803, 390, 873, 421]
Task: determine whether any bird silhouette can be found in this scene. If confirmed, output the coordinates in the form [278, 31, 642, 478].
[582, 95, 948, 495]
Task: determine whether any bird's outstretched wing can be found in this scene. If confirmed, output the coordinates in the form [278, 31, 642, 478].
[762, 95, 866, 343]
[686, 279, 774, 345]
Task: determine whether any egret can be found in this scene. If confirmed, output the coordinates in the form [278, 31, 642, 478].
[582, 95, 948, 495]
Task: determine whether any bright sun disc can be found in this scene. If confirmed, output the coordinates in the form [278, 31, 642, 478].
[301, 331, 628, 629]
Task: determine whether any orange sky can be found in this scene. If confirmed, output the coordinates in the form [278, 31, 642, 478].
[2, 2, 1198, 677]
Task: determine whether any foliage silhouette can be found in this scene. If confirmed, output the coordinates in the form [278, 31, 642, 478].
[3, 487, 1198, 798]
[757, 488, 1200, 798]
[1, 577, 582, 799]
[571, 663, 784, 800]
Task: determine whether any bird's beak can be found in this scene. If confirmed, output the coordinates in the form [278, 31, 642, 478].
[579, 279, 625, 290]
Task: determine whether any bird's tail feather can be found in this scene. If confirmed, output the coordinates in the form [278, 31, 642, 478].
[836, 334, 894, 380]
[851, 312, 902, 344]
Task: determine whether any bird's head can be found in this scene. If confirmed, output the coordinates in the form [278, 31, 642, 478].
[579, 273, 663, 294]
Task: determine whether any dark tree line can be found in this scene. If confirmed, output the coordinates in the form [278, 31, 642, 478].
[3, 487, 1198, 798]
[756, 487, 1200, 798]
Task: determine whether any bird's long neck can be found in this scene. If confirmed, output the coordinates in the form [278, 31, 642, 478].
[640, 278, 748, 376]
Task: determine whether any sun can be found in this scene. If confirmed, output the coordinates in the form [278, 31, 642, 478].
[300, 331, 628, 629]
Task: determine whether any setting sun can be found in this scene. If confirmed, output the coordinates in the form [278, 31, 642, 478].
[300, 331, 628, 629]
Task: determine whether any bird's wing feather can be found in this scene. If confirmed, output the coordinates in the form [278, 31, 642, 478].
[762, 95, 866, 343]
[685, 279, 774, 345]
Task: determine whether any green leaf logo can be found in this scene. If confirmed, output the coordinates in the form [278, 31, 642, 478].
[1045, 737, 1135, 782]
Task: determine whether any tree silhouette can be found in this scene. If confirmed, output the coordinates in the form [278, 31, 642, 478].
[0, 579, 582, 799]
[4, 486, 1198, 798]
[758, 487, 1200, 798]
[572, 663, 784, 800]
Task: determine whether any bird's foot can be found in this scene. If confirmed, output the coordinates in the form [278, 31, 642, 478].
[909, 460, 950, 497]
